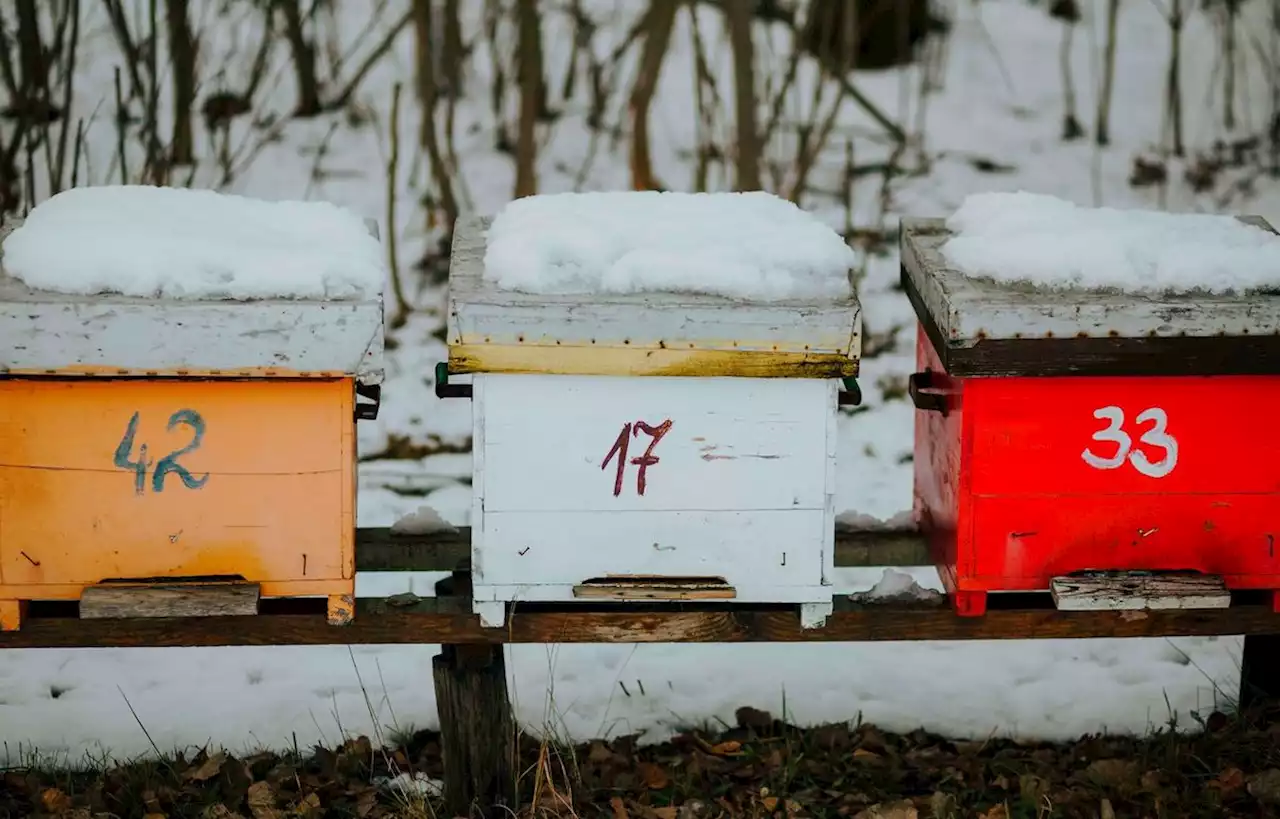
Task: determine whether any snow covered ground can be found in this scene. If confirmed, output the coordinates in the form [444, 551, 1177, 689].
[1, 0, 1271, 763]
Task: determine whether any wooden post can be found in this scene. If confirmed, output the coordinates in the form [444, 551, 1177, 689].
[1239, 634, 1280, 708]
[432, 565, 514, 817]
[433, 643, 514, 817]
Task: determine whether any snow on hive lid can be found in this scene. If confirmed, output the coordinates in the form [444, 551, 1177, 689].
[900, 193, 1280, 378]
[940, 191, 1280, 295]
[0, 186, 386, 381]
[446, 192, 862, 378]
[1, 185, 386, 302]
[482, 190, 857, 301]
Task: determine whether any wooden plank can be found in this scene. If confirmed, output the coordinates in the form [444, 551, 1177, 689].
[79, 581, 260, 619]
[446, 216, 861, 370]
[352, 525, 932, 573]
[1050, 573, 1231, 611]
[899, 216, 1280, 378]
[4, 595, 1280, 648]
[572, 577, 737, 600]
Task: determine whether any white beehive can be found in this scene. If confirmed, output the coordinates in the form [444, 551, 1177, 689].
[445, 193, 861, 628]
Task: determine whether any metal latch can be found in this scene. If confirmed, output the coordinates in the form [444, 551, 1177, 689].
[435, 362, 473, 399]
[355, 382, 381, 420]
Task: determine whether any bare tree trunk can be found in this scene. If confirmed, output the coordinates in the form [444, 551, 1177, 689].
[442, 0, 463, 99]
[1223, 1, 1237, 130]
[514, 0, 542, 198]
[275, 0, 323, 116]
[413, 0, 459, 233]
[629, 2, 678, 191]
[725, 0, 761, 190]
[1166, 0, 1185, 156]
[1095, 0, 1120, 145]
[165, 0, 196, 165]
[1059, 17, 1084, 140]
[14, 0, 50, 107]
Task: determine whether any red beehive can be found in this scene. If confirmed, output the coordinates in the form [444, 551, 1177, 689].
[900, 213, 1280, 617]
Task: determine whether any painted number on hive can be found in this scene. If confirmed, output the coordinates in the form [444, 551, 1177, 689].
[602, 419, 673, 497]
[113, 409, 210, 495]
[1081, 405, 1178, 479]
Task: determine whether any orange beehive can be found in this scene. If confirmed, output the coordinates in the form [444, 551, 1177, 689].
[0, 192, 385, 630]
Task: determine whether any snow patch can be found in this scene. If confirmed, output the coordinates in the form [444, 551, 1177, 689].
[941, 191, 1280, 294]
[1, 185, 385, 301]
[390, 504, 457, 535]
[850, 569, 945, 604]
[836, 510, 915, 531]
[483, 191, 857, 300]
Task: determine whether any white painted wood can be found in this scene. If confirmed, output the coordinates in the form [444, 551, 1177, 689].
[479, 375, 833, 513]
[900, 216, 1280, 344]
[447, 216, 861, 359]
[1050, 572, 1231, 611]
[0, 222, 385, 383]
[469, 373, 838, 627]
[475, 509, 825, 586]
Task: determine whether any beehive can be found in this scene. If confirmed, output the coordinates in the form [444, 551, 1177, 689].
[444, 197, 862, 629]
[901, 210, 1280, 616]
[0, 190, 384, 630]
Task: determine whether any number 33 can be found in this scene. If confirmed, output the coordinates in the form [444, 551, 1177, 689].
[1081, 405, 1179, 478]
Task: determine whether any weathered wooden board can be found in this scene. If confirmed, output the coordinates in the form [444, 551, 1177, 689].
[1050, 573, 1231, 611]
[899, 215, 1280, 377]
[80, 581, 260, 619]
[3, 594, 1280, 648]
[0, 223, 385, 384]
[446, 216, 861, 378]
[351, 524, 932, 573]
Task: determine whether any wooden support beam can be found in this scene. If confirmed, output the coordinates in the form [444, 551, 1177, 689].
[80, 581, 260, 619]
[433, 643, 514, 817]
[352, 524, 932, 574]
[3, 593, 1279, 649]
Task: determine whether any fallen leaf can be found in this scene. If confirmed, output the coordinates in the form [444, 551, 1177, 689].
[979, 805, 1007, 819]
[611, 796, 630, 819]
[143, 813, 167, 819]
[710, 740, 742, 755]
[1099, 798, 1116, 819]
[637, 762, 670, 790]
[590, 742, 616, 764]
[40, 788, 72, 813]
[186, 752, 228, 783]
[202, 806, 246, 819]
[246, 781, 281, 819]
[652, 808, 677, 819]
[1212, 767, 1245, 793]
[853, 748, 881, 761]
[355, 789, 378, 818]
[762, 796, 779, 811]
[853, 800, 917, 819]
[1084, 759, 1139, 788]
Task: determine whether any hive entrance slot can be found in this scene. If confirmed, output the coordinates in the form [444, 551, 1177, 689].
[572, 575, 737, 601]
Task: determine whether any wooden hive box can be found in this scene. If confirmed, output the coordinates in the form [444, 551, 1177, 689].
[0, 193, 385, 630]
[445, 200, 861, 630]
[900, 208, 1280, 617]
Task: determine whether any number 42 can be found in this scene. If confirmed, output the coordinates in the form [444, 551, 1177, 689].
[113, 409, 210, 495]
[1081, 405, 1179, 479]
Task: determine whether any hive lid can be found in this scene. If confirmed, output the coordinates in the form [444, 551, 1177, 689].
[446, 198, 862, 378]
[901, 205, 1280, 378]
[0, 190, 386, 382]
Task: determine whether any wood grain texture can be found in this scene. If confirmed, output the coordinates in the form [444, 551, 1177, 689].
[449, 344, 860, 378]
[0, 223, 385, 384]
[446, 216, 861, 372]
[899, 215, 1280, 377]
[352, 525, 931, 572]
[4, 594, 1280, 648]
[80, 581, 260, 619]
[1050, 573, 1231, 611]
